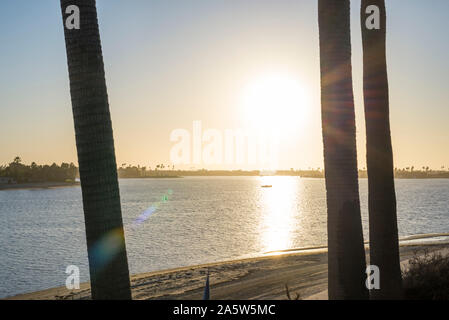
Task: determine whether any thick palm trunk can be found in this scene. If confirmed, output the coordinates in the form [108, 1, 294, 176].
[318, 0, 368, 299]
[60, 0, 132, 299]
[360, 0, 402, 299]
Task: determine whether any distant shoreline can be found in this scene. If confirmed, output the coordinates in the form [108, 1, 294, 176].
[118, 175, 449, 179]
[0, 181, 80, 191]
[118, 170, 449, 179]
[1, 176, 447, 191]
[135, 176, 182, 179]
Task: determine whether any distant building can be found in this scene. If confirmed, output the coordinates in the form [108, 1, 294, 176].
[0, 177, 16, 184]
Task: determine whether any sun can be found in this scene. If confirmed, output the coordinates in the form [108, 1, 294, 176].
[241, 73, 309, 132]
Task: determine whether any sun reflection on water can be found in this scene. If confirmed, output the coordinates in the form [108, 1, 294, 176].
[258, 176, 300, 253]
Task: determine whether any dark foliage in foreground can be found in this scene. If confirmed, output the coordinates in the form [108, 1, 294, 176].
[402, 251, 449, 300]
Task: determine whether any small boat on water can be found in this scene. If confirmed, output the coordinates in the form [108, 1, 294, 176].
[261, 185, 272, 188]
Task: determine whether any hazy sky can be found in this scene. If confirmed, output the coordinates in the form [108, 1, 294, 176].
[1, 0, 448, 170]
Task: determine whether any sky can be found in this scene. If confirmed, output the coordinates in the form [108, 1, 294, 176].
[0, 0, 448, 170]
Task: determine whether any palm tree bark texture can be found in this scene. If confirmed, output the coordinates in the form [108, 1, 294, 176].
[60, 0, 132, 299]
[361, 0, 403, 300]
[318, 0, 368, 300]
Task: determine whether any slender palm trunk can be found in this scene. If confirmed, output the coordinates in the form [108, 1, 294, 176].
[60, 0, 132, 299]
[361, 0, 402, 299]
[318, 0, 368, 299]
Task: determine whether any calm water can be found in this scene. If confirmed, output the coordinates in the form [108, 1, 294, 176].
[0, 177, 448, 298]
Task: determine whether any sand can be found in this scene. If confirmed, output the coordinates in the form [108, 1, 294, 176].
[5, 242, 448, 300]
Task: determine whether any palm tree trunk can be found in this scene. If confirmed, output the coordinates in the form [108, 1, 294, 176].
[60, 0, 132, 299]
[318, 0, 368, 300]
[360, 0, 402, 299]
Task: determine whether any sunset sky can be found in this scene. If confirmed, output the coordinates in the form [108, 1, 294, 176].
[1, 0, 448, 170]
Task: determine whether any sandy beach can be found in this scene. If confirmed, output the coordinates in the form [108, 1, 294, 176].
[5, 242, 448, 300]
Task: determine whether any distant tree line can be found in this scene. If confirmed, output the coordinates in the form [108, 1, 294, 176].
[2, 158, 448, 181]
[0, 157, 78, 183]
[117, 166, 449, 179]
[118, 163, 178, 178]
[392, 167, 449, 179]
[358, 167, 449, 179]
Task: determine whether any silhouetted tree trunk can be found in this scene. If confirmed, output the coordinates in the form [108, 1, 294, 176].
[60, 0, 132, 299]
[318, 0, 368, 300]
[361, 0, 402, 299]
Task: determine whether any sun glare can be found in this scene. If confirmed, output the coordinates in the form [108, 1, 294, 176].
[259, 176, 299, 253]
[241, 74, 309, 132]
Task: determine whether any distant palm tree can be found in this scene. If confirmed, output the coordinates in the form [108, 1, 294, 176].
[318, 0, 368, 299]
[60, 0, 132, 299]
[361, 0, 402, 299]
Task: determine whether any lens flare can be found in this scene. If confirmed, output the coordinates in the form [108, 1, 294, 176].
[132, 189, 173, 227]
[89, 189, 174, 271]
[89, 228, 125, 271]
